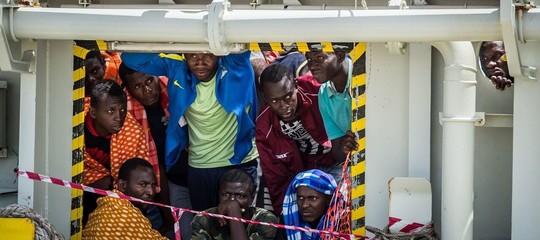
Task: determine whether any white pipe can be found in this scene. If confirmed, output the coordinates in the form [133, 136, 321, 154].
[15, 8, 540, 42]
[13, 8, 209, 42]
[432, 41, 477, 240]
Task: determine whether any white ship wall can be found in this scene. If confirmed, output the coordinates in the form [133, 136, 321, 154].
[1, 0, 534, 239]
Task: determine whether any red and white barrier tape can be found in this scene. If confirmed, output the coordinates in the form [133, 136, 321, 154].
[18, 170, 367, 240]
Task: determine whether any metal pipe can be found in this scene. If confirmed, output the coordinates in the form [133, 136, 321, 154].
[13, 8, 208, 42]
[13, 8, 540, 42]
[432, 41, 477, 240]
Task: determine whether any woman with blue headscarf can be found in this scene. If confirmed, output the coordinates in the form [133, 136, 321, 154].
[282, 169, 337, 240]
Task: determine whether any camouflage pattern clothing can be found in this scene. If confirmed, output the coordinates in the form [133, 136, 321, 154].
[191, 207, 278, 240]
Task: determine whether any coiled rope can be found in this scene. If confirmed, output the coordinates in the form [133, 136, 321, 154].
[0, 204, 64, 240]
[366, 221, 439, 240]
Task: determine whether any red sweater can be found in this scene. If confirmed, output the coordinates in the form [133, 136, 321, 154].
[255, 74, 336, 214]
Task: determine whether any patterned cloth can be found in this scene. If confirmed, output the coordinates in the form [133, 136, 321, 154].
[102, 51, 122, 83]
[83, 112, 149, 186]
[125, 76, 169, 187]
[191, 207, 278, 240]
[82, 190, 167, 240]
[282, 169, 337, 240]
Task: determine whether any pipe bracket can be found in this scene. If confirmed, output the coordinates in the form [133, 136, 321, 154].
[500, 0, 537, 81]
[439, 112, 484, 125]
[0, 3, 35, 73]
[208, 0, 232, 55]
[386, 0, 409, 55]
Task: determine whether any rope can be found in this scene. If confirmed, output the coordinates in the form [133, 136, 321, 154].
[0, 204, 64, 240]
[366, 221, 439, 240]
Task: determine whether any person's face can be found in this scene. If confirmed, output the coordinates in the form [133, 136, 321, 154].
[305, 51, 342, 84]
[124, 72, 161, 108]
[85, 57, 105, 94]
[296, 186, 331, 227]
[90, 95, 127, 137]
[185, 53, 219, 82]
[118, 166, 157, 212]
[262, 76, 299, 122]
[480, 42, 510, 79]
[219, 182, 253, 211]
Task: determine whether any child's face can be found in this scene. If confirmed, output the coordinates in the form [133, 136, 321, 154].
[90, 94, 127, 136]
[185, 53, 219, 82]
[305, 51, 341, 84]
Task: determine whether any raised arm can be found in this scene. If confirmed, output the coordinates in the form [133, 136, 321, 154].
[121, 52, 186, 78]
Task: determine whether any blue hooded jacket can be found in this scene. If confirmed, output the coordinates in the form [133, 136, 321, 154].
[121, 51, 257, 170]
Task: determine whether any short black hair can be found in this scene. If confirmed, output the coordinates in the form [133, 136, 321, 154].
[259, 63, 295, 86]
[118, 158, 154, 182]
[479, 41, 505, 59]
[85, 50, 105, 66]
[118, 63, 137, 87]
[90, 79, 127, 108]
[219, 169, 255, 196]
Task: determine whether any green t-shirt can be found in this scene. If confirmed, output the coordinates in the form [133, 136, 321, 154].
[184, 75, 258, 168]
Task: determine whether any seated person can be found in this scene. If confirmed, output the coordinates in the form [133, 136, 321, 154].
[119, 63, 192, 238]
[83, 158, 167, 240]
[256, 64, 338, 214]
[83, 79, 149, 225]
[479, 41, 514, 91]
[191, 169, 278, 240]
[282, 169, 337, 240]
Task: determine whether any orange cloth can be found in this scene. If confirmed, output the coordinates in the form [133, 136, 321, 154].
[83, 112, 150, 186]
[125, 77, 170, 175]
[82, 190, 167, 240]
[102, 51, 122, 83]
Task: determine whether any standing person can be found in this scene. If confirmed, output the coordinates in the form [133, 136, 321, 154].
[479, 41, 514, 91]
[282, 169, 337, 240]
[256, 64, 338, 214]
[119, 63, 192, 238]
[191, 169, 278, 240]
[305, 50, 359, 173]
[83, 158, 167, 240]
[121, 51, 259, 211]
[83, 79, 150, 225]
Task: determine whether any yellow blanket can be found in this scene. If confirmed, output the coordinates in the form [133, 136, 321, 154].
[83, 190, 166, 240]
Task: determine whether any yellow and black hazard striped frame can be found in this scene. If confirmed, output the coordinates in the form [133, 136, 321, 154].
[71, 40, 108, 240]
[349, 43, 367, 235]
[70, 40, 367, 237]
[249, 42, 354, 52]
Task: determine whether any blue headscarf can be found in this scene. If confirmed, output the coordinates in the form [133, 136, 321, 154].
[282, 169, 337, 240]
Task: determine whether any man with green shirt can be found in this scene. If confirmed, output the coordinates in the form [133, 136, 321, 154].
[121, 51, 259, 211]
